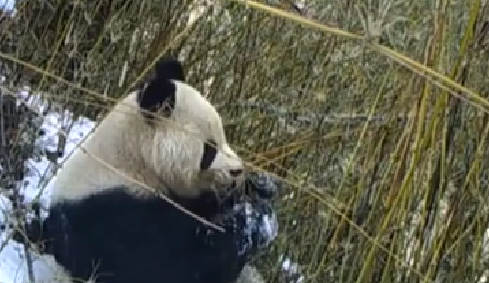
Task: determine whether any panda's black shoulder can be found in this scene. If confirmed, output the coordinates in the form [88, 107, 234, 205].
[40, 186, 246, 283]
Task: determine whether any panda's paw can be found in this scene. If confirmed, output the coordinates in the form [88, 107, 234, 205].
[244, 171, 281, 200]
[212, 172, 280, 260]
[216, 173, 279, 259]
[218, 205, 272, 259]
[234, 201, 278, 248]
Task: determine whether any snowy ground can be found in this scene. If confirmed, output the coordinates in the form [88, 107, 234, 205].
[0, 91, 96, 283]
[1, 0, 14, 11]
[0, 90, 302, 283]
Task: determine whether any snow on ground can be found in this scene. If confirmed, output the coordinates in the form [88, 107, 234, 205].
[0, 93, 95, 283]
[1, 0, 15, 11]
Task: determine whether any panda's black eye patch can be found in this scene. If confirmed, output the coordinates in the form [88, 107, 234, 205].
[200, 139, 217, 170]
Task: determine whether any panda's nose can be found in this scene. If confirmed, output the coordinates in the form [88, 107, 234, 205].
[229, 169, 244, 177]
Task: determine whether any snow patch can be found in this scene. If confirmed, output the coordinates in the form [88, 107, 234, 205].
[0, 92, 94, 283]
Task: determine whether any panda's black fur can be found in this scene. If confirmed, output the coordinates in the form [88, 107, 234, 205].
[9, 58, 278, 283]
[40, 189, 243, 283]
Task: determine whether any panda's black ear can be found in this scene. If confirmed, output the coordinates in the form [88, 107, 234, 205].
[136, 58, 186, 120]
[155, 57, 185, 82]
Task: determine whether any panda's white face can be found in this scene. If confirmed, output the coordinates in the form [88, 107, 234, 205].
[139, 79, 245, 198]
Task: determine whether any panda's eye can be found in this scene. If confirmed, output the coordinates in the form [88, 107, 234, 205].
[200, 139, 218, 170]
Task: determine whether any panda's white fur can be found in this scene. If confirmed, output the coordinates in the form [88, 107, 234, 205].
[38, 58, 267, 283]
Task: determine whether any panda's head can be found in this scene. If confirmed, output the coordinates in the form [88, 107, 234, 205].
[132, 58, 245, 198]
[52, 58, 245, 202]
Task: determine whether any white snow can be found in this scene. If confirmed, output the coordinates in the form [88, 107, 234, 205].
[0, 92, 95, 283]
[1, 0, 15, 11]
[279, 255, 304, 283]
[261, 214, 278, 244]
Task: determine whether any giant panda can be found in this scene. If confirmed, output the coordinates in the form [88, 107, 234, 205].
[19, 58, 276, 283]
